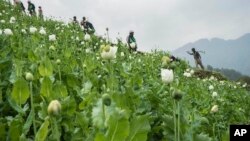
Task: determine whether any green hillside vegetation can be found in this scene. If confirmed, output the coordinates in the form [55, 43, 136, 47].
[0, 1, 250, 141]
[207, 65, 247, 81]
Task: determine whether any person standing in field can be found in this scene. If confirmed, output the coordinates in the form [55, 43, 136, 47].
[72, 16, 79, 25]
[187, 48, 204, 69]
[126, 31, 137, 52]
[14, 0, 25, 13]
[80, 17, 95, 34]
[27, 0, 36, 16]
[38, 6, 43, 19]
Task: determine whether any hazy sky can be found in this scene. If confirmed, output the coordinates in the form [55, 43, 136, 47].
[18, 0, 250, 51]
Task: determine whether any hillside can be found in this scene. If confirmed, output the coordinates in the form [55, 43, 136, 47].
[0, 1, 250, 141]
[173, 34, 250, 76]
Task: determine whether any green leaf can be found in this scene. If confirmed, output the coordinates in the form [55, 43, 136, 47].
[75, 112, 88, 130]
[82, 81, 93, 94]
[221, 130, 229, 141]
[20, 134, 28, 141]
[134, 75, 143, 87]
[11, 78, 30, 105]
[50, 117, 61, 141]
[95, 132, 106, 141]
[35, 118, 50, 141]
[162, 114, 174, 132]
[64, 48, 72, 58]
[106, 115, 130, 141]
[126, 115, 150, 141]
[0, 122, 6, 141]
[194, 133, 212, 141]
[22, 109, 34, 135]
[66, 74, 79, 88]
[40, 77, 53, 100]
[9, 117, 23, 141]
[0, 88, 2, 103]
[28, 50, 38, 62]
[53, 83, 68, 99]
[9, 71, 17, 84]
[79, 100, 86, 110]
[7, 97, 25, 114]
[39, 57, 53, 77]
[62, 96, 76, 116]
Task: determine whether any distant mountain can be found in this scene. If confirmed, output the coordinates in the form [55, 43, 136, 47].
[172, 33, 250, 76]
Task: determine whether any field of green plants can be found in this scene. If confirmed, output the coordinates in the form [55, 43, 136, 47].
[0, 1, 250, 141]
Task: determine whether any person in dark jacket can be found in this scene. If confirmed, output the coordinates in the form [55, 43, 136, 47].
[187, 48, 204, 69]
[80, 17, 95, 34]
[126, 31, 137, 52]
[27, 0, 36, 16]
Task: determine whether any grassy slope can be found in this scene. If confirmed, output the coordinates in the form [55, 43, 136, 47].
[0, 1, 250, 141]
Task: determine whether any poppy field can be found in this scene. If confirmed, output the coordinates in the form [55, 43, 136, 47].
[0, 1, 250, 141]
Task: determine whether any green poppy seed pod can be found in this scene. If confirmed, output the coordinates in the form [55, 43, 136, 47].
[172, 89, 184, 101]
[102, 94, 111, 106]
[25, 72, 34, 81]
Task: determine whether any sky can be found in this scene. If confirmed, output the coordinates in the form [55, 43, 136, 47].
[16, 0, 250, 52]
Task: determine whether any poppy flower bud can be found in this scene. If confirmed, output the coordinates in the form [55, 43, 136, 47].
[210, 105, 218, 113]
[56, 59, 61, 64]
[48, 100, 61, 115]
[25, 72, 34, 81]
[102, 94, 111, 106]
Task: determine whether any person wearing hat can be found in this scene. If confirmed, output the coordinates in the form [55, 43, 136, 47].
[27, 0, 36, 16]
[80, 17, 95, 34]
[126, 31, 137, 52]
[187, 48, 204, 69]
